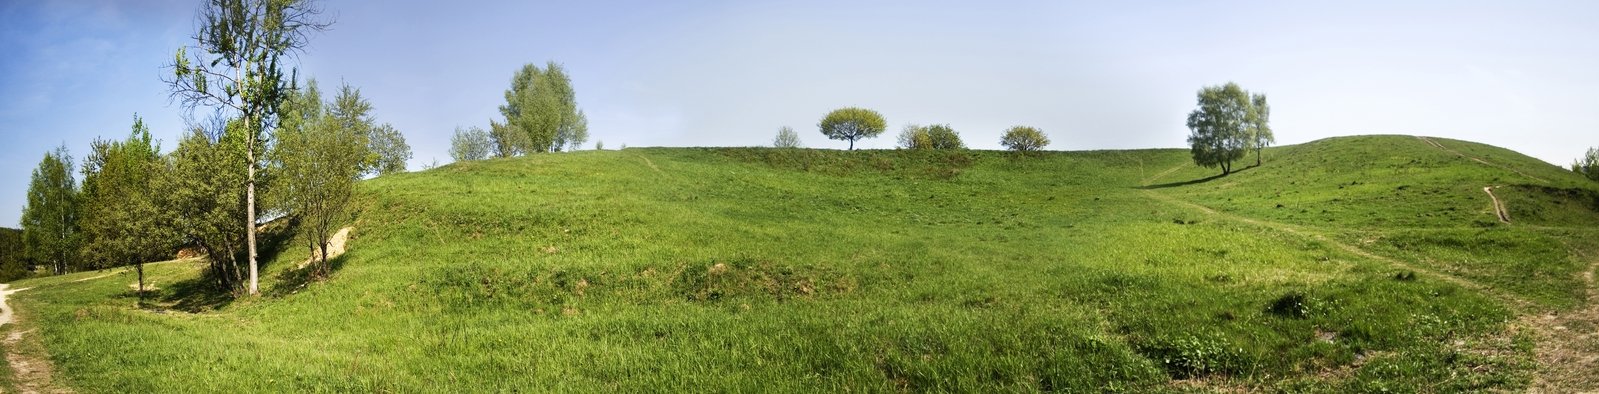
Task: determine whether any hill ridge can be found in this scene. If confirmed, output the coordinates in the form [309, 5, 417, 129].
[4, 134, 1596, 392]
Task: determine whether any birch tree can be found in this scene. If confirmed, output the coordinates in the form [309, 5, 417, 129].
[167, 0, 331, 295]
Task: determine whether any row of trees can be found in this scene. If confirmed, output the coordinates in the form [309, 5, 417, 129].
[18, 80, 407, 292]
[1186, 82, 1274, 175]
[450, 62, 590, 163]
[17, 0, 409, 295]
[0, 228, 23, 281]
[778, 107, 1050, 153]
[493, 62, 589, 156]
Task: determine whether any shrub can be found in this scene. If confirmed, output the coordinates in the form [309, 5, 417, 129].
[1266, 291, 1312, 318]
[449, 126, 492, 162]
[773, 126, 801, 148]
[898, 124, 964, 150]
[1000, 126, 1049, 154]
[1574, 147, 1599, 182]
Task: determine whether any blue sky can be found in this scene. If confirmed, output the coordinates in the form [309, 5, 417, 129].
[2, 0, 1597, 227]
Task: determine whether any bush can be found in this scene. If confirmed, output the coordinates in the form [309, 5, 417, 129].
[773, 126, 801, 148]
[1000, 126, 1049, 154]
[450, 126, 492, 162]
[898, 124, 964, 150]
[1266, 291, 1312, 318]
[1574, 146, 1599, 182]
[1136, 333, 1248, 378]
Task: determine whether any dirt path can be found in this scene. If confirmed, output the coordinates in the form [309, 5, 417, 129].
[0, 285, 26, 329]
[1482, 186, 1512, 224]
[0, 284, 67, 394]
[296, 227, 353, 270]
[1416, 136, 1537, 226]
[68, 271, 119, 283]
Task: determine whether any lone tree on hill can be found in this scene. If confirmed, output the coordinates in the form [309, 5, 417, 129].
[1000, 126, 1050, 154]
[1575, 147, 1599, 182]
[167, 0, 331, 295]
[1246, 93, 1274, 166]
[21, 146, 80, 275]
[818, 107, 887, 150]
[1186, 82, 1253, 175]
[773, 126, 801, 148]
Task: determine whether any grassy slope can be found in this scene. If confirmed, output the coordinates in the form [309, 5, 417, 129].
[6, 135, 1597, 392]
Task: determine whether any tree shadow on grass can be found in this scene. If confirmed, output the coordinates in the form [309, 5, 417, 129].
[254, 218, 300, 272]
[149, 220, 302, 313]
[1136, 165, 1255, 189]
[265, 253, 351, 298]
[160, 276, 235, 312]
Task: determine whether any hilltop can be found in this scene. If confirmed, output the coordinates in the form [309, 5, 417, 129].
[3, 135, 1597, 392]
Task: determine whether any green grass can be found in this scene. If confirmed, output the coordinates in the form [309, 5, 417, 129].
[6, 135, 1596, 391]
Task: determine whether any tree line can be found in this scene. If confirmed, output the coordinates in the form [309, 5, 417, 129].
[450, 62, 590, 162]
[14, 0, 410, 296]
[771, 107, 1053, 154]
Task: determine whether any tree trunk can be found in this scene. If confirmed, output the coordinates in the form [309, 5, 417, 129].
[136, 263, 145, 299]
[319, 242, 330, 278]
[1256, 148, 1262, 166]
[243, 57, 259, 294]
[848, 139, 855, 151]
[247, 120, 259, 296]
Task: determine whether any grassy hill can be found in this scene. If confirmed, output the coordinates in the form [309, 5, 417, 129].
[5, 135, 1597, 392]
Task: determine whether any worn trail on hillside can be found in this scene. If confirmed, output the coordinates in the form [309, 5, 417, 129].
[1138, 163, 1533, 310]
[636, 154, 664, 174]
[0, 284, 67, 394]
[1482, 186, 1512, 224]
[1417, 136, 1529, 225]
[1527, 242, 1599, 393]
[1138, 189, 1535, 311]
[1416, 136, 1550, 184]
[1143, 155, 1598, 391]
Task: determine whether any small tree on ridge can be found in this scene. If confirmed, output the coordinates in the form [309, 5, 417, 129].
[774, 126, 801, 148]
[818, 107, 887, 150]
[1000, 126, 1049, 154]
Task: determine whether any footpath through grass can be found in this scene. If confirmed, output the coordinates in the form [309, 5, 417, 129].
[5, 135, 1597, 392]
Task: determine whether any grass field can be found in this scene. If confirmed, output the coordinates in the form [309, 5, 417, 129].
[4, 135, 1596, 392]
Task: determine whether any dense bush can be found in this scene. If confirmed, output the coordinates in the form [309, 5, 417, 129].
[896, 124, 964, 150]
[1000, 126, 1050, 154]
